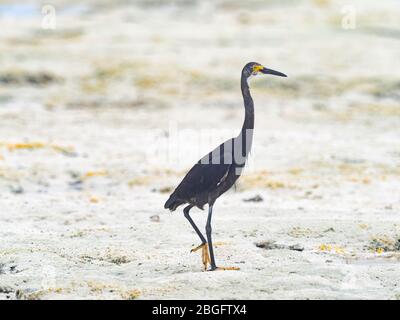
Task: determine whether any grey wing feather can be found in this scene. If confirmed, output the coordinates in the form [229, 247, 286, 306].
[173, 161, 231, 200]
[171, 141, 234, 197]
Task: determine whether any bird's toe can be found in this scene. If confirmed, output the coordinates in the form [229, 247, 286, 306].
[208, 266, 240, 271]
[190, 242, 207, 253]
[190, 243, 210, 271]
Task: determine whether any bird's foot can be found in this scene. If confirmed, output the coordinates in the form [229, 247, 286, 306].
[191, 243, 210, 271]
[190, 243, 207, 253]
[215, 266, 240, 271]
[208, 266, 240, 271]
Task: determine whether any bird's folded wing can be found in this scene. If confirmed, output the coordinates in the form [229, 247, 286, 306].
[174, 157, 232, 200]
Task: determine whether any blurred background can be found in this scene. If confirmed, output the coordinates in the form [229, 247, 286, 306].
[0, 0, 399, 189]
[0, 0, 400, 300]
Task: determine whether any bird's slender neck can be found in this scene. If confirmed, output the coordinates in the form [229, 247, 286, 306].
[236, 72, 254, 159]
[240, 74, 254, 132]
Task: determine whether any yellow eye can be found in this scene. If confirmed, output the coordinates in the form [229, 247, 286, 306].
[252, 65, 264, 73]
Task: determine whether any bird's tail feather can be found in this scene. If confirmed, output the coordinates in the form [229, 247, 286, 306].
[164, 195, 184, 211]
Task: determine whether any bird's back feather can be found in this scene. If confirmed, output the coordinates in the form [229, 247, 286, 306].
[165, 139, 237, 210]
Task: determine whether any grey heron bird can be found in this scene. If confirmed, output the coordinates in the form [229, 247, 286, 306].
[164, 62, 287, 271]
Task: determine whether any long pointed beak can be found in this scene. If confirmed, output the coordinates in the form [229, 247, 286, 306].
[261, 67, 287, 77]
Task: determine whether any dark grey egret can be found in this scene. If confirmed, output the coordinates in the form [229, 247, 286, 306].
[164, 62, 287, 271]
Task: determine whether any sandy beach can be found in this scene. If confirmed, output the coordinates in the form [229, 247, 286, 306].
[0, 0, 400, 299]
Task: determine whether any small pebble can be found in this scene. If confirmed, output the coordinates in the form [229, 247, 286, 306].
[256, 241, 304, 252]
[9, 185, 24, 194]
[243, 195, 263, 202]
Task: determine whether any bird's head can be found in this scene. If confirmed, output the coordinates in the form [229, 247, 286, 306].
[242, 62, 287, 80]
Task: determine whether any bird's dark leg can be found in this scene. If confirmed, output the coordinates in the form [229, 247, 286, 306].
[206, 204, 217, 270]
[206, 204, 240, 272]
[184, 205, 210, 270]
[183, 205, 206, 244]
